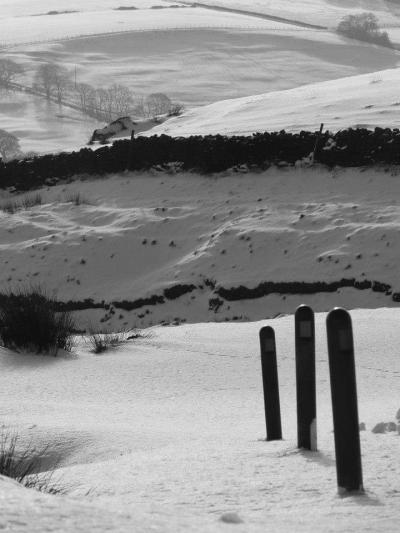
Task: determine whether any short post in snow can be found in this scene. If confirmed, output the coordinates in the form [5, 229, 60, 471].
[326, 308, 363, 493]
[311, 122, 324, 164]
[295, 305, 317, 451]
[127, 129, 135, 170]
[259, 326, 282, 441]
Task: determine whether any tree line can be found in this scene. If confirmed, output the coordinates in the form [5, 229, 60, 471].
[0, 58, 183, 122]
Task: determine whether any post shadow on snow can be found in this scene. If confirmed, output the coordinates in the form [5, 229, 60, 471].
[337, 490, 383, 506]
[255, 441, 336, 469]
[299, 448, 336, 468]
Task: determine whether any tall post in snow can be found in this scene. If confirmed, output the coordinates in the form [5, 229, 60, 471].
[326, 308, 363, 493]
[295, 305, 317, 451]
[259, 326, 282, 441]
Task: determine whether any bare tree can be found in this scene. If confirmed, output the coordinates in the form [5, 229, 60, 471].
[75, 82, 96, 113]
[33, 63, 55, 99]
[93, 88, 110, 120]
[0, 59, 24, 89]
[168, 102, 185, 116]
[52, 65, 71, 104]
[108, 84, 134, 116]
[337, 13, 393, 47]
[131, 95, 146, 118]
[143, 93, 172, 117]
[33, 63, 71, 101]
[0, 129, 21, 161]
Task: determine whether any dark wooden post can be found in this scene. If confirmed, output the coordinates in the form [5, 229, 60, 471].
[311, 122, 324, 164]
[295, 305, 316, 451]
[326, 308, 363, 493]
[259, 326, 282, 441]
[127, 129, 135, 170]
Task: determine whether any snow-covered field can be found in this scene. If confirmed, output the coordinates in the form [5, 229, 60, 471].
[0, 91, 98, 154]
[1, 167, 400, 329]
[1, 2, 400, 532]
[0, 309, 399, 532]
[152, 66, 400, 136]
[192, 0, 400, 29]
[2, 0, 400, 154]
[0, 5, 294, 46]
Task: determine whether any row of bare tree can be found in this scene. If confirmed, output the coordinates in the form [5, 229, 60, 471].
[74, 81, 177, 121]
[0, 58, 183, 122]
[0, 58, 24, 88]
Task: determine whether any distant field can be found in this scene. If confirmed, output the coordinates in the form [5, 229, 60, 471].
[12, 25, 399, 107]
[1, 0, 400, 154]
[194, 0, 400, 30]
[0, 0, 177, 18]
[152, 66, 400, 136]
[0, 92, 98, 154]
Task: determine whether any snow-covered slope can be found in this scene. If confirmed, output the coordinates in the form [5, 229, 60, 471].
[152, 67, 400, 136]
[0, 309, 398, 532]
[0, 5, 294, 46]
[192, 0, 400, 29]
[1, 167, 400, 329]
[2, 0, 400, 154]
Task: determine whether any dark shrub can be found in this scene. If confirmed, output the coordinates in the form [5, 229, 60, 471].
[337, 13, 393, 48]
[0, 285, 75, 355]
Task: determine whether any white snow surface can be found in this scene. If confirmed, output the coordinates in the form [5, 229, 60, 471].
[0, 309, 399, 531]
[1, 167, 400, 329]
[0, 0, 177, 19]
[151, 66, 400, 136]
[190, 0, 400, 29]
[2, 0, 400, 154]
[0, 4, 399, 530]
[0, 3, 300, 46]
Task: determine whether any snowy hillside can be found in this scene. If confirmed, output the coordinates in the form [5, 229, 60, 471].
[2, 0, 400, 154]
[0, 309, 398, 532]
[194, 0, 400, 29]
[1, 3, 400, 532]
[152, 67, 400, 136]
[1, 166, 400, 329]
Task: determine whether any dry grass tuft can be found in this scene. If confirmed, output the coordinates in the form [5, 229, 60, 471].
[0, 193, 42, 214]
[0, 429, 66, 494]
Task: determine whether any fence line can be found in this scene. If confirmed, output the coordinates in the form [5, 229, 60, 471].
[0, 24, 328, 49]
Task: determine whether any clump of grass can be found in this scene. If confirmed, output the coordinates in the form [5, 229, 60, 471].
[88, 331, 124, 354]
[0, 429, 65, 494]
[87, 327, 130, 354]
[87, 327, 148, 354]
[20, 194, 43, 210]
[0, 193, 42, 214]
[65, 192, 90, 206]
[0, 285, 76, 355]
